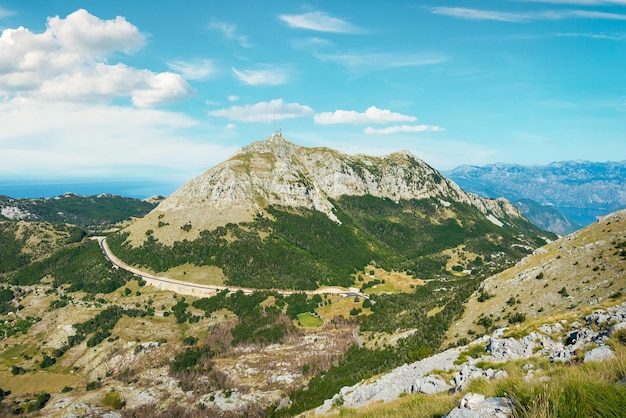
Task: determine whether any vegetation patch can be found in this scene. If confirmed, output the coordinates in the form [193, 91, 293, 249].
[298, 312, 324, 328]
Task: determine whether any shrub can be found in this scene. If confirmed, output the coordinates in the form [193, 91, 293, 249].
[40, 354, 56, 369]
[508, 312, 526, 324]
[103, 390, 125, 410]
[86, 381, 101, 391]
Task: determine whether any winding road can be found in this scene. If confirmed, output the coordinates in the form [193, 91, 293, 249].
[95, 236, 369, 300]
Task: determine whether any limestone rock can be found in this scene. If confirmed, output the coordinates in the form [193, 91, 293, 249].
[444, 393, 513, 418]
[584, 345, 616, 363]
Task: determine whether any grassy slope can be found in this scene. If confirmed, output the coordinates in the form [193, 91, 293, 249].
[110, 195, 553, 291]
[446, 210, 626, 347]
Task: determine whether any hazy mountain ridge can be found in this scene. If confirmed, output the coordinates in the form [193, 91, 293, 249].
[447, 160, 626, 233]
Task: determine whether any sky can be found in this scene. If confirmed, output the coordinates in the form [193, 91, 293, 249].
[0, 0, 625, 198]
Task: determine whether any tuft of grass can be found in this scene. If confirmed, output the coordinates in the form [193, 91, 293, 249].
[496, 344, 626, 418]
[455, 343, 487, 365]
[103, 389, 125, 410]
[327, 392, 461, 418]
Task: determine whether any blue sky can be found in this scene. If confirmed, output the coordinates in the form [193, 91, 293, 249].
[0, 1, 625, 197]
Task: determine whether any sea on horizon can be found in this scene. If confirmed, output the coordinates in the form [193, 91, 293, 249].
[0, 181, 178, 200]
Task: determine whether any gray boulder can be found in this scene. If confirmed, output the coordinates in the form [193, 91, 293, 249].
[584, 345, 615, 363]
[444, 392, 513, 418]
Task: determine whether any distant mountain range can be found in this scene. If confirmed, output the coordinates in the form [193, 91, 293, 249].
[445, 161, 626, 235]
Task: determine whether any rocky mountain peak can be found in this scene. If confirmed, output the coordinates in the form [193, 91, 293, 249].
[124, 136, 528, 245]
[233, 133, 299, 161]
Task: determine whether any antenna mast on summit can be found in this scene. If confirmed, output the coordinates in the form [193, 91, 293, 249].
[273, 114, 282, 137]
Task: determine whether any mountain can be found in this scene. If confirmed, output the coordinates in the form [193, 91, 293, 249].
[1, 136, 623, 417]
[112, 135, 554, 291]
[446, 208, 626, 345]
[0, 193, 156, 231]
[446, 160, 626, 234]
[512, 198, 580, 236]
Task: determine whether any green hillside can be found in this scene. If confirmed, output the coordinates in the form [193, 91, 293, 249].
[109, 195, 553, 291]
[0, 194, 157, 231]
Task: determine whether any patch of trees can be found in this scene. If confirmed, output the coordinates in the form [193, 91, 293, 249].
[10, 240, 133, 293]
[169, 346, 228, 393]
[61, 305, 150, 355]
[0, 226, 31, 273]
[193, 290, 297, 346]
[0, 287, 14, 315]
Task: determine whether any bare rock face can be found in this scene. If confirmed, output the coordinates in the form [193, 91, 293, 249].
[127, 135, 526, 245]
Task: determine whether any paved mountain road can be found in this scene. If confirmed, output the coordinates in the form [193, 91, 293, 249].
[95, 236, 369, 300]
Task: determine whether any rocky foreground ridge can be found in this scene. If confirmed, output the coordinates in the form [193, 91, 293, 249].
[127, 135, 526, 245]
[311, 301, 626, 416]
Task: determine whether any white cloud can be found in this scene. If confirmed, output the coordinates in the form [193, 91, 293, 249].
[519, 0, 626, 4]
[557, 31, 626, 40]
[314, 106, 416, 125]
[47, 9, 145, 55]
[130, 71, 194, 108]
[232, 66, 289, 86]
[314, 51, 446, 72]
[0, 98, 237, 182]
[0, 9, 193, 107]
[291, 37, 334, 50]
[228, 95, 239, 101]
[209, 99, 313, 122]
[208, 18, 250, 47]
[0, 6, 15, 19]
[364, 125, 445, 135]
[168, 59, 215, 80]
[430, 6, 626, 22]
[279, 11, 363, 34]
[225, 123, 236, 129]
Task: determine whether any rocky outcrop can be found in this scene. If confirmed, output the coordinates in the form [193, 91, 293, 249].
[311, 302, 626, 415]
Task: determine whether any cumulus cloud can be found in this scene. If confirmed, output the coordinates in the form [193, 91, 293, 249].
[314, 106, 416, 125]
[47, 9, 145, 54]
[228, 95, 239, 101]
[168, 59, 215, 80]
[364, 125, 445, 135]
[279, 11, 363, 33]
[209, 99, 313, 122]
[232, 66, 289, 86]
[0, 9, 193, 107]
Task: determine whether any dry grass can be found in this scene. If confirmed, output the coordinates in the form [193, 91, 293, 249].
[445, 213, 626, 347]
[160, 264, 226, 286]
[317, 392, 462, 418]
[316, 296, 361, 319]
[357, 265, 424, 295]
[0, 370, 82, 396]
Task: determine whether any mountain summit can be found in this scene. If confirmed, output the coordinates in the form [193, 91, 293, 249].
[125, 135, 526, 245]
[111, 135, 553, 291]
